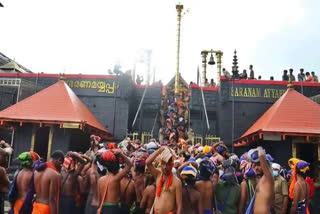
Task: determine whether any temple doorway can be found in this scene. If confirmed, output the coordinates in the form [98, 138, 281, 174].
[34, 127, 49, 161]
[296, 143, 318, 178]
[68, 129, 90, 153]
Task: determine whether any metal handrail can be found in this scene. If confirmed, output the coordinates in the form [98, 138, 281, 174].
[198, 71, 210, 130]
[132, 86, 148, 128]
[151, 111, 158, 137]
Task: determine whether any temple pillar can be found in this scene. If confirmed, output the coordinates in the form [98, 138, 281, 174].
[30, 125, 36, 151]
[201, 51, 208, 86]
[292, 142, 297, 158]
[47, 125, 54, 160]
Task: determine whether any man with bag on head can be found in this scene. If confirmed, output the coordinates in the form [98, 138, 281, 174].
[246, 147, 274, 214]
[0, 140, 13, 213]
[288, 158, 310, 214]
[215, 159, 241, 214]
[60, 151, 87, 214]
[10, 151, 39, 214]
[195, 158, 217, 214]
[177, 160, 202, 214]
[97, 149, 132, 214]
[146, 147, 182, 214]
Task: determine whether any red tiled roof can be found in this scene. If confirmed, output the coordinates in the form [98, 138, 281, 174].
[0, 80, 110, 137]
[235, 88, 320, 145]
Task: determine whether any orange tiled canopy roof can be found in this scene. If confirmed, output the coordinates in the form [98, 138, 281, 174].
[0, 80, 110, 137]
[235, 88, 320, 146]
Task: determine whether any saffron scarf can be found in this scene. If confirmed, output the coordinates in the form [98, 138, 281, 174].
[46, 161, 58, 172]
[156, 163, 174, 197]
[288, 158, 310, 199]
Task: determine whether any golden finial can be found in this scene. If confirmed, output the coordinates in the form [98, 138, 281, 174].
[59, 73, 66, 81]
[287, 74, 293, 89]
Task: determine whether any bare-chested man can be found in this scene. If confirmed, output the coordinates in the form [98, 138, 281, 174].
[288, 159, 310, 214]
[0, 140, 13, 168]
[0, 157, 9, 214]
[32, 150, 64, 214]
[77, 155, 92, 214]
[84, 156, 106, 214]
[238, 159, 256, 214]
[120, 171, 135, 213]
[146, 147, 182, 214]
[11, 151, 39, 213]
[249, 147, 274, 214]
[132, 158, 146, 214]
[0, 140, 12, 213]
[85, 135, 101, 159]
[194, 158, 216, 214]
[140, 175, 156, 214]
[60, 152, 86, 214]
[177, 161, 202, 214]
[97, 149, 132, 214]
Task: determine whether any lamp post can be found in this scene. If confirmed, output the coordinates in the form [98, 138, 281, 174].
[200, 50, 223, 86]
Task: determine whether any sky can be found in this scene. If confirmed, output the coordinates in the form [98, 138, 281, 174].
[1, 0, 320, 84]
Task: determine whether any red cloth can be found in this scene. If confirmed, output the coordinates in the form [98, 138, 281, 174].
[107, 143, 118, 149]
[29, 152, 39, 162]
[102, 150, 116, 162]
[63, 157, 75, 172]
[306, 176, 315, 198]
[46, 162, 58, 172]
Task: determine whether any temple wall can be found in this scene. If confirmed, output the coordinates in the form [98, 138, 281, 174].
[12, 124, 33, 158]
[128, 85, 162, 138]
[51, 127, 71, 153]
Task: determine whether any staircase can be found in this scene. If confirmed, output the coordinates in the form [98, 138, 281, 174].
[159, 86, 192, 145]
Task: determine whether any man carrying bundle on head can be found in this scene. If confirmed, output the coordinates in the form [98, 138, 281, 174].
[140, 175, 156, 214]
[238, 154, 256, 214]
[177, 160, 202, 214]
[215, 159, 241, 214]
[132, 157, 146, 214]
[84, 150, 107, 214]
[146, 147, 182, 214]
[288, 158, 310, 214]
[0, 140, 13, 169]
[9, 151, 39, 214]
[211, 142, 228, 166]
[0, 140, 13, 213]
[60, 151, 87, 214]
[97, 149, 132, 214]
[85, 135, 102, 159]
[195, 158, 217, 214]
[245, 147, 274, 214]
[119, 167, 135, 214]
